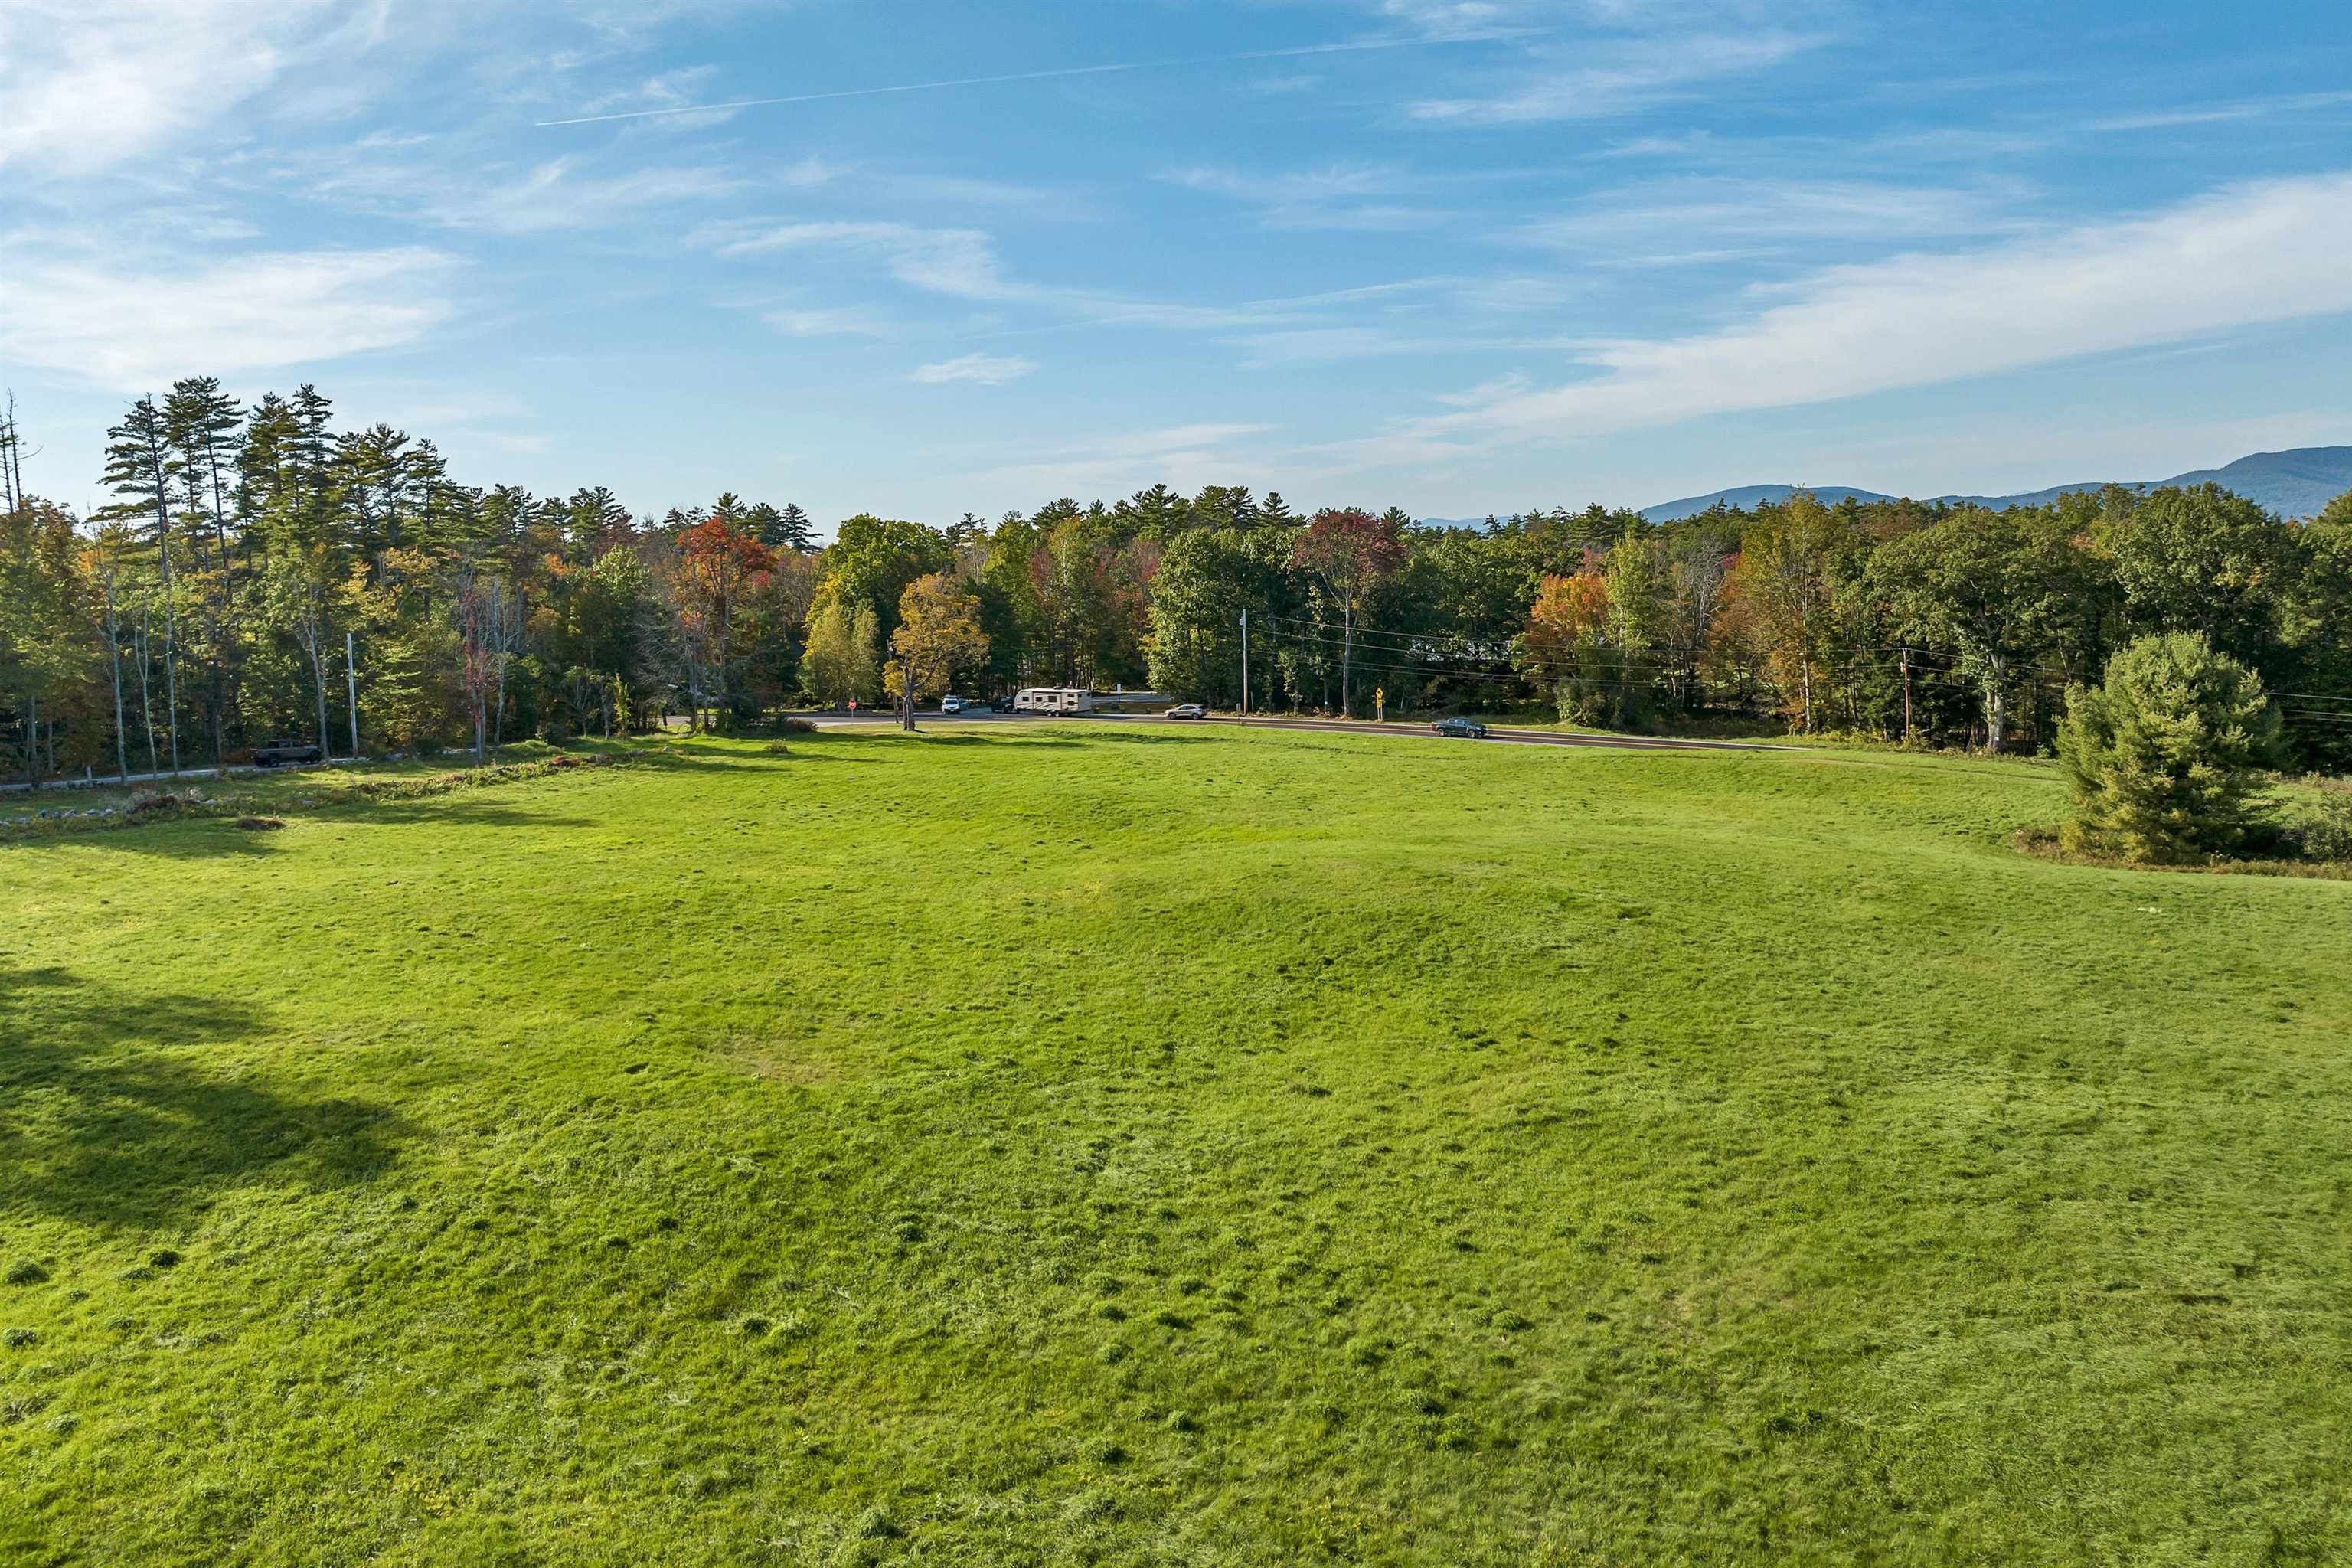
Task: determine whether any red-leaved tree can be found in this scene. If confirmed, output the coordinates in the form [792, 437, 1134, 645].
[674, 514, 776, 727]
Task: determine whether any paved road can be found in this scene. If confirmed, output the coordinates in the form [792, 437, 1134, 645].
[799, 709, 1769, 752]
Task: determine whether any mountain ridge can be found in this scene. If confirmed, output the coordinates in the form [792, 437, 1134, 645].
[1635, 446, 2352, 524]
[1417, 446, 2352, 528]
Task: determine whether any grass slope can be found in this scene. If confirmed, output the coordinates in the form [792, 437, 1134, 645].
[3, 727, 2347, 1566]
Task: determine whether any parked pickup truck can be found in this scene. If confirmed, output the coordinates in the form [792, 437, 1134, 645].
[253, 737, 325, 766]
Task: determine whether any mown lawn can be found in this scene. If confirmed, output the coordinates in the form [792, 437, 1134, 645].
[3, 726, 2347, 1566]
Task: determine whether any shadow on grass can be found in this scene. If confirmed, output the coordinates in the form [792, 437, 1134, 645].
[333, 801, 603, 831]
[0, 817, 294, 861]
[6, 798, 609, 857]
[0, 965, 413, 1227]
[903, 731, 1077, 748]
[1057, 730, 1227, 746]
[773, 729, 1088, 752]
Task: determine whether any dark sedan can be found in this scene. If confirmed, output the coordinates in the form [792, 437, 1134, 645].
[1432, 717, 1489, 740]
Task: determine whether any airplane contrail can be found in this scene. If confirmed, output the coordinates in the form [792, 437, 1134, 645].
[534, 33, 1524, 128]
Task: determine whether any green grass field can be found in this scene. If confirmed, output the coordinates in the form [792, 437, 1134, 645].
[5, 726, 2347, 1566]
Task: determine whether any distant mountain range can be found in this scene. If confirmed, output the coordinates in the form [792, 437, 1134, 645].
[1634, 446, 2352, 524]
[1419, 446, 2352, 529]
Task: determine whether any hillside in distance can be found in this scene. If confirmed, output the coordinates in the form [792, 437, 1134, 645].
[1632, 445, 2352, 524]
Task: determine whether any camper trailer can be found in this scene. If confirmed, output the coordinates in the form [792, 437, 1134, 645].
[1013, 688, 1092, 714]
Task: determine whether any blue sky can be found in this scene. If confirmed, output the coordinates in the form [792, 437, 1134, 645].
[4, 1, 2350, 530]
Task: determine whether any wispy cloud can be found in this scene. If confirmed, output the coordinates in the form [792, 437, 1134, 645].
[583, 63, 719, 113]
[2088, 89, 2352, 134]
[1161, 164, 1451, 230]
[0, 238, 457, 388]
[1411, 31, 1819, 124]
[0, 0, 335, 177]
[913, 353, 1037, 385]
[761, 305, 899, 338]
[536, 28, 1522, 126]
[1396, 173, 2352, 449]
[1369, 1, 1547, 42]
[697, 220, 1020, 300]
[1518, 175, 2037, 250]
[697, 218, 1325, 329]
[420, 158, 746, 234]
[959, 423, 1276, 499]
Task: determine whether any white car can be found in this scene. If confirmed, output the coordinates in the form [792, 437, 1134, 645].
[940, 695, 965, 714]
[1164, 703, 1207, 720]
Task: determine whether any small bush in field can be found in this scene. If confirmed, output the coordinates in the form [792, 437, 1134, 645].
[2283, 789, 2352, 862]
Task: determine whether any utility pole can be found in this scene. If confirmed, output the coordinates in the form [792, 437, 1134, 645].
[1238, 609, 1249, 716]
[1900, 646, 1913, 745]
[345, 630, 361, 761]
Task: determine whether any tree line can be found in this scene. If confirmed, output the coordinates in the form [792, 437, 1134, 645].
[2, 377, 2348, 782]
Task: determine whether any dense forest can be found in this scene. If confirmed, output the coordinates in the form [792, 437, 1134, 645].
[2, 377, 2349, 783]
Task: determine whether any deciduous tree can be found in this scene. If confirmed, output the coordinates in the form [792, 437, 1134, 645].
[1292, 508, 1404, 717]
[886, 572, 989, 730]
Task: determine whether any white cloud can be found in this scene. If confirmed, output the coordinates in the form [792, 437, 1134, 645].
[2089, 89, 2352, 134]
[698, 220, 1021, 301]
[0, 0, 334, 176]
[423, 158, 744, 234]
[1411, 31, 1818, 123]
[1434, 372, 1534, 407]
[1403, 173, 2352, 448]
[1374, 1, 1535, 40]
[584, 63, 718, 113]
[1162, 164, 1452, 231]
[699, 219, 1285, 328]
[1518, 176, 2036, 250]
[0, 240, 458, 388]
[961, 423, 1276, 498]
[912, 353, 1037, 386]
[762, 305, 897, 338]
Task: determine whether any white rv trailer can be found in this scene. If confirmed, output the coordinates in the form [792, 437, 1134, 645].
[1014, 687, 1092, 714]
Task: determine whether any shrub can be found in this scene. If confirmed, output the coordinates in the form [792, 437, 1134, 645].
[2058, 632, 2281, 863]
[536, 720, 574, 746]
[3, 1261, 47, 1286]
[2282, 789, 2352, 863]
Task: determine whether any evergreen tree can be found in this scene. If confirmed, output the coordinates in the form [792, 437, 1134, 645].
[98, 396, 183, 772]
[2059, 631, 2281, 863]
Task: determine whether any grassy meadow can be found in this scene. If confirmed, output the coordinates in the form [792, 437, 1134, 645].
[3, 724, 2348, 1566]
